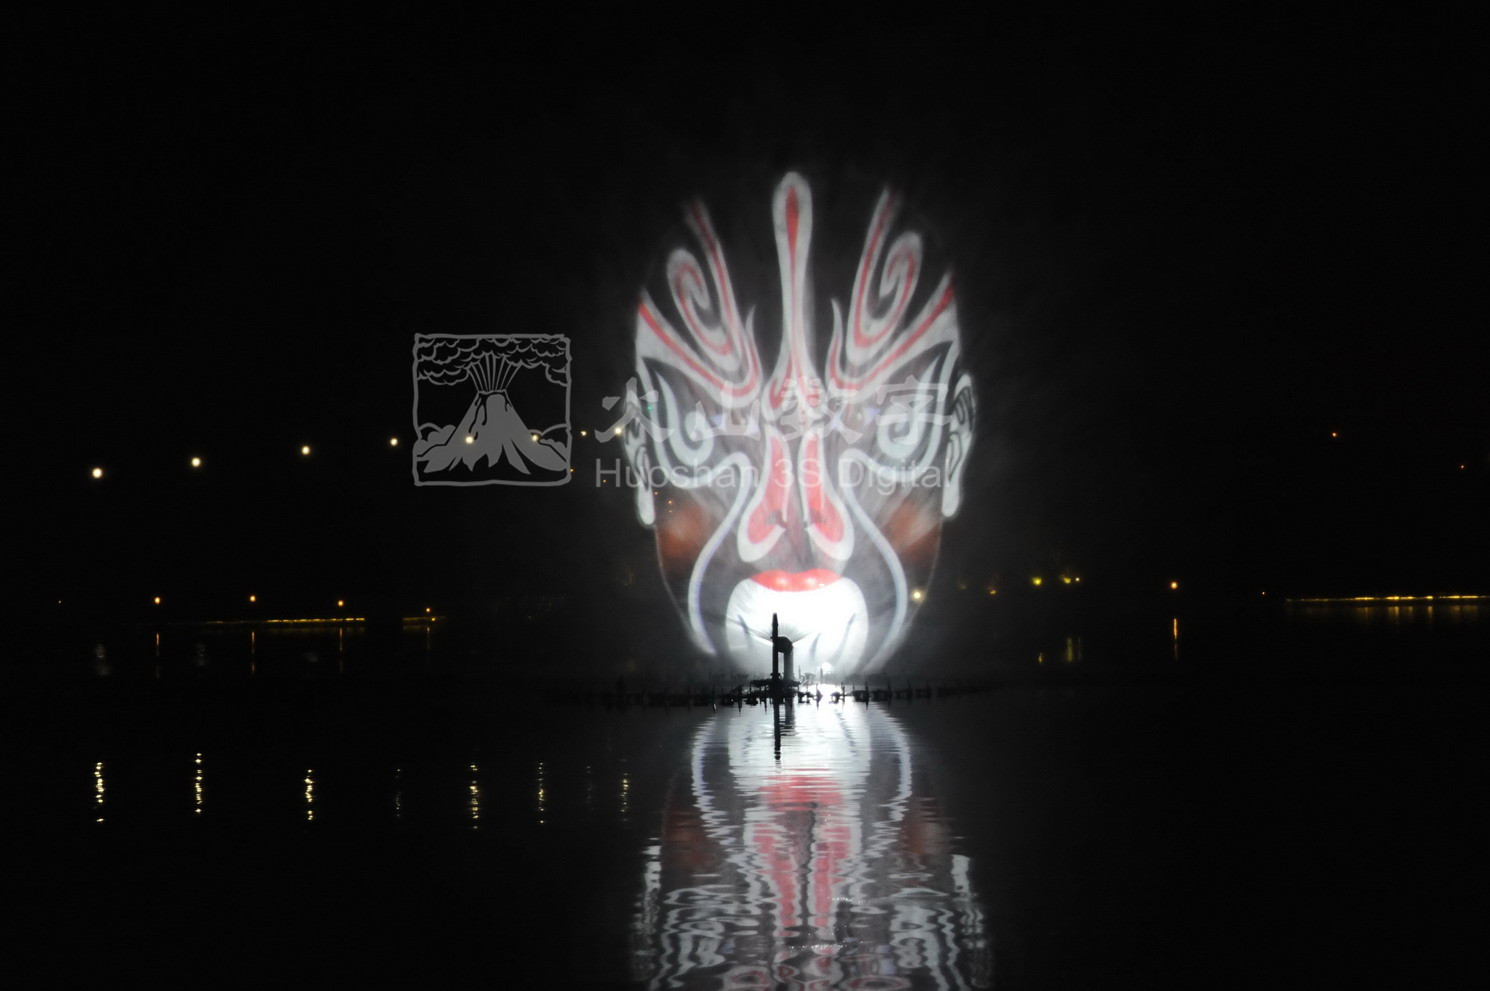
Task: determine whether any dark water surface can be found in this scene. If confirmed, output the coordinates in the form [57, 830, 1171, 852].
[6, 604, 1484, 987]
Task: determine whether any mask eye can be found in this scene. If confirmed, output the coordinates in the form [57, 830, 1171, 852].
[639, 369, 759, 489]
[870, 384, 947, 473]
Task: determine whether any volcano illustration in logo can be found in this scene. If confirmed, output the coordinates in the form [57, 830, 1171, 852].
[413, 334, 571, 486]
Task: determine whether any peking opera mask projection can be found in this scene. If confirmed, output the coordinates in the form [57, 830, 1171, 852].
[621, 173, 975, 678]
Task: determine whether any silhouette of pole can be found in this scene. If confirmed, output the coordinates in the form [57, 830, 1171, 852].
[771, 613, 780, 680]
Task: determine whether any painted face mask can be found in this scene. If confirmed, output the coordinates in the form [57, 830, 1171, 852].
[623, 173, 974, 678]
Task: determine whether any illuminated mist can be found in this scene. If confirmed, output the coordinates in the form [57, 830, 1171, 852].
[622, 173, 975, 678]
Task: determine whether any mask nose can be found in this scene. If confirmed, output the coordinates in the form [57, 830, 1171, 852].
[743, 434, 800, 553]
[742, 430, 853, 563]
[798, 432, 844, 546]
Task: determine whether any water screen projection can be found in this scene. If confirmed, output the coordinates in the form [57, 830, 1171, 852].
[623, 174, 975, 678]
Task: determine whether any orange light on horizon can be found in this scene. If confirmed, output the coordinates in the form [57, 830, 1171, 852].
[300, 445, 312, 456]
[1170, 580, 1180, 591]
[153, 596, 161, 605]
[190, 456, 202, 468]
[1286, 594, 1486, 604]
[389, 437, 399, 447]
[91, 467, 104, 479]
[248, 594, 257, 604]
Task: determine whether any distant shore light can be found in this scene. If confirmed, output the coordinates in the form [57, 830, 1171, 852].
[337, 599, 345, 608]
[249, 594, 257, 603]
[300, 445, 312, 456]
[389, 437, 399, 447]
[1170, 580, 1180, 591]
[153, 596, 161, 605]
[91, 467, 104, 479]
[1031, 576, 1043, 587]
[190, 456, 202, 468]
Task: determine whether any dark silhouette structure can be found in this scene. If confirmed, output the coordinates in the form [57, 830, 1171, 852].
[769, 612, 795, 700]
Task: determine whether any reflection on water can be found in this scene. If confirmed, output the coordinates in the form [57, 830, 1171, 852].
[15, 605, 1485, 985]
[194, 753, 204, 815]
[536, 760, 546, 825]
[470, 763, 481, 829]
[94, 760, 105, 823]
[633, 702, 990, 989]
[1285, 597, 1484, 627]
[621, 764, 632, 822]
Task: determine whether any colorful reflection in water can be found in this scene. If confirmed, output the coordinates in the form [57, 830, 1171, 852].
[633, 703, 989, 989]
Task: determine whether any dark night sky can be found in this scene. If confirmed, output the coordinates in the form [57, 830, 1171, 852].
[6, 7, 1486, 617]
